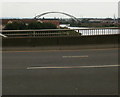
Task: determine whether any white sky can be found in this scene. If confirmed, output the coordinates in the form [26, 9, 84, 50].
[0, 0, 119, 18]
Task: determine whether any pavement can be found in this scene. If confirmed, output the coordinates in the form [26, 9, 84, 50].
[2, 48, 119, 95]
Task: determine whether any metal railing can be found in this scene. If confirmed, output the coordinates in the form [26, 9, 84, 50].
[1, 27, 120, 38]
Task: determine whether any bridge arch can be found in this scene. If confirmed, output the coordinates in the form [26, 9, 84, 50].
[34, 11, 80, 23]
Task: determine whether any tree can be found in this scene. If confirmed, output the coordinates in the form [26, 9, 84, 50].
[4, 21, 57, 30]
[4, 21, 27, 30]
[27, 22, 57, 29]
[42, 22, 57, 29]
[27, 22, 42, 29]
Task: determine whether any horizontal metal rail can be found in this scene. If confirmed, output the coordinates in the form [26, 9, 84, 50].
[1, 27, 120, 32]
[1, 27, 120, 38]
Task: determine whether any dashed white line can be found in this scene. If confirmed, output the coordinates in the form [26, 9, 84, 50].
[27, 64, 119, 70]
[62, 55, 88, 58]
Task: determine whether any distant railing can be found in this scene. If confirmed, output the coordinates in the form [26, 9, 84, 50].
[1, 27, 120, 38]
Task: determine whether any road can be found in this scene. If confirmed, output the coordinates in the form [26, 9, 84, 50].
[2, 48, 119, 95]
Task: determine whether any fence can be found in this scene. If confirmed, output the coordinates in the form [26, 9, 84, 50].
[1, 27, 120, 38]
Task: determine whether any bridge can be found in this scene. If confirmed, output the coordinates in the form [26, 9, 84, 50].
[2, 28, 119, 96]
[34, 11, 81, 23]
[2, 13, 119, 96]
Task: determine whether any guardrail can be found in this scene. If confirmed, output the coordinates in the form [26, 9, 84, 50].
[1, 27, 120, 38]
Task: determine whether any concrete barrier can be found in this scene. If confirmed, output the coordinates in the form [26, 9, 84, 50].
[2, 34, 119, 50]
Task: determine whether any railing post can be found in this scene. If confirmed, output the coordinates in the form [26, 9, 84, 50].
[33, 31, 35, 37]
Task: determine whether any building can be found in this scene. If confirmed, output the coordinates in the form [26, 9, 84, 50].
[38, 19, 60, 28]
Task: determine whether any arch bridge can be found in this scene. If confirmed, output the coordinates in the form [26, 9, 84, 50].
[34, 11, 80, 23]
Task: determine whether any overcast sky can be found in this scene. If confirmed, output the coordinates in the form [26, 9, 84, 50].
[1, 2, 119, 18]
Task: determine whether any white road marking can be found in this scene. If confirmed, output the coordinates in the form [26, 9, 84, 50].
[27, 64, 119, 70]
[62, 55, 88, 58]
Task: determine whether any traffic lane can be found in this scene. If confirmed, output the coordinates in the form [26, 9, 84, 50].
[2, 49, 118, 95]
[3, 67, 118, 95]
[2, 49, 118, 69]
